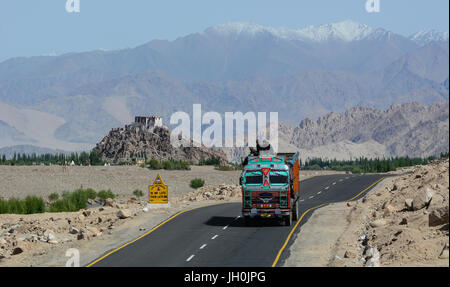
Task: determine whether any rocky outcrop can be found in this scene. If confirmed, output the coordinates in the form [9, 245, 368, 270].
[358, 158, 449, 266]
[429, 207, 449, 227]
[94, 124, 228, 164]
[281, 101, 449, 158]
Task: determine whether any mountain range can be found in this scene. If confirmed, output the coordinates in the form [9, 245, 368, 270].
[281, 101, 449, 160]
[221, 101, 449, 163]
[0, 20, 448, 157]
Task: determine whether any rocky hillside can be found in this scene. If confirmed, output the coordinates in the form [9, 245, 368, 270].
[331, 158, 449, 267]
[282, 101, 449, 159]
[94, 124, 228, 164]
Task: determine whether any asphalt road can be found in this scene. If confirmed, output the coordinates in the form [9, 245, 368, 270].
[88, 173, 385, 267]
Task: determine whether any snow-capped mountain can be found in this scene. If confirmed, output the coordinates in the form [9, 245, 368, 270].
[410, 30, 449, 46]
[0, 20, 448, 150]
[205, 20, 375, 42]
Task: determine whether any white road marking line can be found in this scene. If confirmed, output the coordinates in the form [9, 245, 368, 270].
[299, 199, 304, 202]
[325, 186, 329, 190]
[223, 225, 229, 230]
[186, 255, 195, 262]
[317, 191, 322, 194]
[309, 196, 314, 199]
[339, 179, 343, 182]
[235, 216, 241, 220]
[346, 177, 349, 179]
[199, 244, 207, 250]
[211, 235, 219, 240]
[332, 182, 336, 185]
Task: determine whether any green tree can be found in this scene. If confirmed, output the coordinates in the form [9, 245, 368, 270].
[79, 152, 89, 165]
[89, 150, 103, 166]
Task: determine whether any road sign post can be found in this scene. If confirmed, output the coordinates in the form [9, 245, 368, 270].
[148, 174, 168, 205]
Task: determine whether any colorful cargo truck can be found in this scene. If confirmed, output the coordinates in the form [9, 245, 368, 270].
[240, 152, 300, 226]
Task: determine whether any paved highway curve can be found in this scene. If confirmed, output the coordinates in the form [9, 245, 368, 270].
[88, 173, 385, 267]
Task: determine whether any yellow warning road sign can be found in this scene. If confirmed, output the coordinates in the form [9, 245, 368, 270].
[149, 174, 168, 204]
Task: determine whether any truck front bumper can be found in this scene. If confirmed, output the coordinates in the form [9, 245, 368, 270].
[242, 208, 290, 218]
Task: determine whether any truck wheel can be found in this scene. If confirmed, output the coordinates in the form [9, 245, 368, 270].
[292, 200, 299, 221]
[284, 213, 292, 226]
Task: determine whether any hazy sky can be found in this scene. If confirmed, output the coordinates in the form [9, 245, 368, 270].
[0, 0, 448, 62]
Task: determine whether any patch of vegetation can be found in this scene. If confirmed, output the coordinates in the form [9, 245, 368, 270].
[24, 196, 46, 214]
[190, 178, 205, 189]
[49, 198, 79, 213]
[98, 189, 116, 200]
[0, 196, 46, 214]
[133, 189, 144, 197]
[49, 188, 98, 212]
[1, 187, 107, 214]
[214, 164, 241, 171]
[147, 157, 160, 169]
[48, 192, 59, 201]
[198, 157, 221, 166]
[89, 150, 103, 166]
[303, 163, 321, 170]
[147, 157, 191, 170]
[300, 155, 442, 173]
[52, 189, 86, 212]
[84, 188, 97, 200]
[0, 150, 105, 166]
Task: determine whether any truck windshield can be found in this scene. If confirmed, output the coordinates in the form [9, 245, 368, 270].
[269, 171, 288, 184]
[244, 171, 263, 185]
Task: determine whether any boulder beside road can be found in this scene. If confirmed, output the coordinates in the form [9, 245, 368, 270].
[412, 188, 434, 211]
[117, 209, 131, 219]
[429, 207, 449, 227]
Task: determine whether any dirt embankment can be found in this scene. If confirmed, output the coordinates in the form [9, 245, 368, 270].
[284, 159, 449, 267]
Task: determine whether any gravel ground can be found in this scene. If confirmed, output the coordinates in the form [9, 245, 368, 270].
[0, 165, 242, 199]
[0, 165, 340, 199]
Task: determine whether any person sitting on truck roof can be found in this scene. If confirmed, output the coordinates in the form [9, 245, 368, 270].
[242, 139, 272, 166]
[256, 139, 271, 154]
